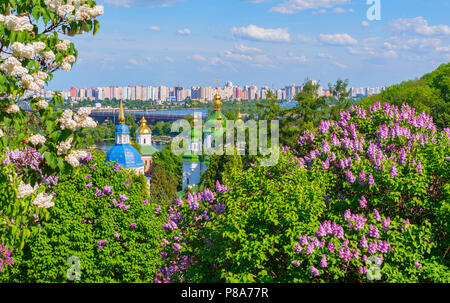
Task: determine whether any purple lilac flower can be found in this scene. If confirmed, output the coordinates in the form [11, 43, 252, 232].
[345, 170, 356, 183]
[399, 148, 407, 165]
[368, 242, 378, 254]
[85, 153, 94, 163]
[187, 193, 199, 210]
[328, 241, 335, 253]
[415, 262, 422, 269]
[401, 219, 410, 231]
[125, 179, 130, 187]
[359, 266, 367, 275]
[373, 209, 381, 221]
[368, 173, 375, 186]
[94, 188, 103, 198]
[299, 235, 308, 246]
[103, 186, 113, 196]
[202, 209, 210, 221]
[129, 223, 137, 229]
[215, 203, 226, 214]
[344, 209, 352, 221]
[321, 159, 330, 170]
[368, 225, 380, 238]
[377, 240, 390, 253]
[97, 240, 107, 250]
[85, 182, 93, 189]
[360, 235, 368, 248]
[294, 243, 302, 254]
[390, 163, 398, 179]
[382, 217, 391, 231]
[416, 160, 423, 174]
[322, 140, 331, 154]
[114, 233, 120, 239]
[359, 196, 367, 208]
[155, 205, 161, 214]
[358, 171, 366, 185]
[0, 243, 14, 271]
[113, 163, 122, 171]
[90, 163, 97, 170]
[172, 243, 182, 253]
[320, 255, 328, 268]
[119, 194, 128, 203]
[310, 266, 320, 277]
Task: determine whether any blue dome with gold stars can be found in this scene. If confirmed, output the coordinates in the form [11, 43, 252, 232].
[105, 101, 144, 169]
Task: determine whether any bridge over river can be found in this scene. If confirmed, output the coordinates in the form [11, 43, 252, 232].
[87, 108, 209, 125]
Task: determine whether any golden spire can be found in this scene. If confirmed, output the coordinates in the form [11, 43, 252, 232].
[213, 86, 222, 111]
[118, 100, 125, 124]
[237, 100, 242, 120]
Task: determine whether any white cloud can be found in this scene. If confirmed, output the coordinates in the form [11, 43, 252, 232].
[319, 33, 357, 45]
[231, 24, 291, 42]
[436, 46, 450, 52]
[278, 53, 307, 63]
[104, 0, 182, 8]
[312, 9, 327, 15]
[128, 58, 138, 65]
[177, 28, 191, 36]
[148, 26, 160, 31]
[390, 17, 450, 36]
[270, 0, 350, 15]
[361, 21, 369, 27]
[166, 57, 175, 63]
[189, 54, 206, 62]
[222, 50, 253, 62]
[234, 44, 263, 53]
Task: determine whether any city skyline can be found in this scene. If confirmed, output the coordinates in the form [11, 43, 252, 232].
[37, 80, 387, 102]
[46, 0, 450, 91]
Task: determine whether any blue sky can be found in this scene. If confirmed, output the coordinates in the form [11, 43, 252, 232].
[48, 0, 450, 90]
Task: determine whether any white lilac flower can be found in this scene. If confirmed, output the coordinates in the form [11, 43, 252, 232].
[28, 134, 46, 146]
[11, 42, 36, 59]
[4, 15, 33, 31]
[36, 99, 49, 110]
[32, 192, 55, 209]
[56, 40, 70, 52]
[0, 128, 3, 138]
[0, 57, 28, 77]
[57, 4, 75, 17]
[17, 181, 38, 199]
[56, 137, 73, 155]
[5, 104, 20, 114]
[65, 149, 87, 167]
[42, 50, 56, 61]
[61, 62, 72, 72]
[32, 41, 46, 53]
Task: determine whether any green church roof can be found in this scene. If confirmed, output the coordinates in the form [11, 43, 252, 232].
[140, 145, 158, 156]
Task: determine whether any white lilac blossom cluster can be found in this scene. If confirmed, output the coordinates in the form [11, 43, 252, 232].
[58, 108, 97, 131]
[32, 192, 55, 209]
[65, 149, 88, 168]
[56, 137, 73, 156]
[27, 134, 46, 146]
[11, 42, 46, 59]
[17, 181, 39, 199]
[0, 57, 28, 77]
[5, 104, 20, 114]
[36, 99, 49, 110]
[44, 0, 104, 21]
[0, 14, 33, 31]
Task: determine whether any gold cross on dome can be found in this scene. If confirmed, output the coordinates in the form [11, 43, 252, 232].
[192, 100, 198, 108]
[215, 77, 220, 90]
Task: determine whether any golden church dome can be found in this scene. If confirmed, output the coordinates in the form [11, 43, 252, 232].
[136, 116, 152, 134]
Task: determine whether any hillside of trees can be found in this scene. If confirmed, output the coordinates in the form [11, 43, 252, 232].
[360, 63, 449, 129]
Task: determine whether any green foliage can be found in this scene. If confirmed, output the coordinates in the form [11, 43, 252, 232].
[360, 63, 449, 129]
[1, 152, 166, 282]
[200, 152, 243, 190]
